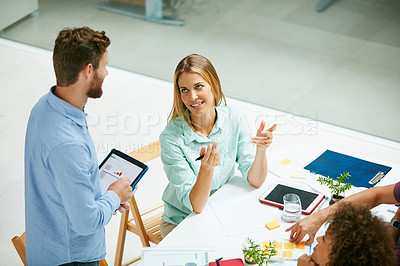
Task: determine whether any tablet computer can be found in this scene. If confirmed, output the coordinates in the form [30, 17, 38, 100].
[99, 149, 148, 194]
[259, 182, 325, 215]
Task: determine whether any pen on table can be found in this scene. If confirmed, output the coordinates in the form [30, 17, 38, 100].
[315, 196, 329, 212]
[215, 257, 223, 266]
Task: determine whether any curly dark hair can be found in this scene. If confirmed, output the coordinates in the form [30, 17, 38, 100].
[328, 203, 396, 266]
[53, 27, 110, 86]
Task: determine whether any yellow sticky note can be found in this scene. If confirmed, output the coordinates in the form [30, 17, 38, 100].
[273, 242, 283, 249]
[280, 159, 291, 165]
[283, 251, 293, 258]
[265, 221, 280, 230]
[275, 252, 281, 257]
[284, 242, 294, 249]
[296, 242, 306, 249]
[262, 242, 271, 249]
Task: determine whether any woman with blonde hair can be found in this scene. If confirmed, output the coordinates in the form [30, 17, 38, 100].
[159, 54, 276, 237]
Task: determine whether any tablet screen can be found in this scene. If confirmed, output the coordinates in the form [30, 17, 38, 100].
[99, 149, 148, 194]
[264, 184, 319, 210]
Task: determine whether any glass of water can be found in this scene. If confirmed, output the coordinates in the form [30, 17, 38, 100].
[281, 193, 302, 223]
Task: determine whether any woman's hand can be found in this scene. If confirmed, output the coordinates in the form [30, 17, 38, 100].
[199, 141, 219, 170]
[190, 141, 219, 213]
[297, 254, 317, 266]
[286, 212, 325, 244]
[251, 121, 276, 152]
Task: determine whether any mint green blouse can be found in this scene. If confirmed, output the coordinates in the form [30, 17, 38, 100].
[160, 105, 255, 225]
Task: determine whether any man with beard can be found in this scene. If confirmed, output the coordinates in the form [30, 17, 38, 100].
[24, 27, 132, 266]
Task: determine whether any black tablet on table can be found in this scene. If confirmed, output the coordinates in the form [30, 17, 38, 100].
[99, 149, 148, 194]
[259, 182, 325, 215]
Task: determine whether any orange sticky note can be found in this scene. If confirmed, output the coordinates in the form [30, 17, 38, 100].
[280, 159, 291, 165]
[273, 242, 283, 249]
[265, 221, 280, 230]
[284, 242, 294, 249]
[283, 251, 293, 258]
[296, 242, 306, 249]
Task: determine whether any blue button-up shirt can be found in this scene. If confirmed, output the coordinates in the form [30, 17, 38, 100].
[24, 87, 120, 265]
[160, 105, 255, 225]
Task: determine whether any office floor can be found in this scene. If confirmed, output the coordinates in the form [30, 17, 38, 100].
[1, 38, 400, 266]
[1, 0, 400, 142]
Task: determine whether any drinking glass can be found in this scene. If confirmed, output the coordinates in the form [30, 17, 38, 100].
[281, 193, 302, 223]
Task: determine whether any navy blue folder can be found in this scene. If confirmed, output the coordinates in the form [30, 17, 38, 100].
[304, 150, 392, 188]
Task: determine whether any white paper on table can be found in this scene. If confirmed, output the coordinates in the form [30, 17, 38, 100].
[142, 246, 216, 266]
[209, 175, 293, 237]
[267, 144, 326, 180]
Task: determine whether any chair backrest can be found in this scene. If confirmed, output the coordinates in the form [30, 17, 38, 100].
[115, 140, 163, 266]
[128, 140, 161, 163]
[11, 232, 27, 266]
[11, 232, 108, 266]
[127, 140, 163, 246]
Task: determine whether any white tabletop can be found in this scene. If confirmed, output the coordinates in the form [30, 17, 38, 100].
[156, 148, 399, 265]
[149, 104, 400, 265]
[158, 173, 318, 265]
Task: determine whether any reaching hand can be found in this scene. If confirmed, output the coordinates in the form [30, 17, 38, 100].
[199, 141, 219, 170]
[251, 121, 276, 151]
[285, 214, 324, 244]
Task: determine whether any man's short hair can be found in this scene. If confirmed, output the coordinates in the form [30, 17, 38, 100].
[53, 27, 110, 86]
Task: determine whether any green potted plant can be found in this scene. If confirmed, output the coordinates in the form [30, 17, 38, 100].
[317, 171, 352, 205]
[242, 238, 277, 265]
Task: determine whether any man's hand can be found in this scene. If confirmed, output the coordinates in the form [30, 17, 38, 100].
[108, 177, 132, 203]
[114, 202, 130, 215]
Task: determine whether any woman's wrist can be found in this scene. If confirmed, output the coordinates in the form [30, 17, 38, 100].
[256, 146, 267, 152]
[255, 146, 268, 155]
[199, 164, 215, 175]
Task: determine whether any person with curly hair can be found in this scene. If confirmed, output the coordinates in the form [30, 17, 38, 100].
[287, 182, 400, 265]
[298, 203, 396, 266]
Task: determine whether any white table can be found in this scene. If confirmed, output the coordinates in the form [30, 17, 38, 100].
[156, 148, 399, 265]
[157, 173, 318, 265]
[149, 106, 400, 265]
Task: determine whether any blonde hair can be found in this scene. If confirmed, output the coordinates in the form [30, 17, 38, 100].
[168, 54, 226, 127]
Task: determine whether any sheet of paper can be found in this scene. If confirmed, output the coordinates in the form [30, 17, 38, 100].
[209, 175, 284, 236]
[208, 175, 313, 237]
[142, 246, 216, 266]
[290, 168, 311, 179]
[268, 144, 326, 179]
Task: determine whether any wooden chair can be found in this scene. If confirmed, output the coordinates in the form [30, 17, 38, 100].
[11, 232, 108, 266]
[114, 141, 164, 266]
